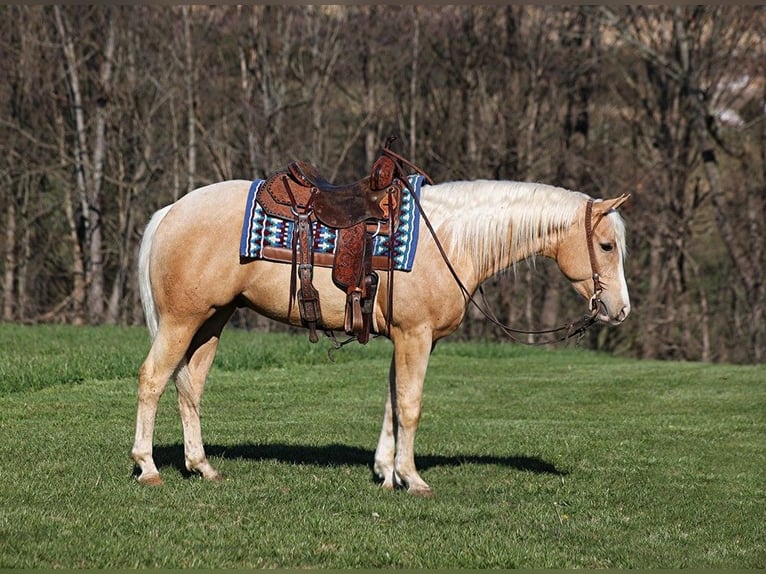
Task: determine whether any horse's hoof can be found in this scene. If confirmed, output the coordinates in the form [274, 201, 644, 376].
[137, 473, 163, 487]
[197, 467, 223, 482]
[408, 484, 434, 497]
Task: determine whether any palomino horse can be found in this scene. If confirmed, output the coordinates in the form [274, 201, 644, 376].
[132, 178, 630, 496]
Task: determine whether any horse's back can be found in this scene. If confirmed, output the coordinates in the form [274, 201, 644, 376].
[164, 179, 252, 224]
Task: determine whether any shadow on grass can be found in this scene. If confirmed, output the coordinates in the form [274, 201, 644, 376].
[147, 442, 568, 479]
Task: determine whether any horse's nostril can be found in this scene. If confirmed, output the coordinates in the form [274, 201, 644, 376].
[617, 306, 630, 322]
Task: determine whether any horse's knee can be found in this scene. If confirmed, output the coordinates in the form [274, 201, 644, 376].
[395, 394, 423, 424]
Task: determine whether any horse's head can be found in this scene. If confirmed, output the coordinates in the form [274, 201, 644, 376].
[556, 194, 631, 325]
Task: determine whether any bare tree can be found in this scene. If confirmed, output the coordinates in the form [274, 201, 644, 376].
[53, 6, 116, 324]
[1, 5, 763, 362]
[596, 5, 764, 361]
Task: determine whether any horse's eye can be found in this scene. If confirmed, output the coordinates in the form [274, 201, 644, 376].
[600, 242, 614, 252]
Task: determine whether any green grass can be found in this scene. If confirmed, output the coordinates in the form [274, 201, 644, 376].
[0, 324, 763, 568]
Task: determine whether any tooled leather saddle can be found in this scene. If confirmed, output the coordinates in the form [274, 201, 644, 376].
[256, 142, 417, 344]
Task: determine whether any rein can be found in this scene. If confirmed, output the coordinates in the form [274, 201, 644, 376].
[475, 199, 603, 345]
[384, 145, 603, 345]
[328, 138, 603, 349]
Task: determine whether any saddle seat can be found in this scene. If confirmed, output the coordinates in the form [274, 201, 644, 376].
[287, 161, 388, 229]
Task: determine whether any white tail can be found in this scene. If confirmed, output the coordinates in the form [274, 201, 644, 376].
[138, 205, 173, 339]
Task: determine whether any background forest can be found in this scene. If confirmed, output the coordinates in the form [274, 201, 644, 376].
[1, 5, 764, 364]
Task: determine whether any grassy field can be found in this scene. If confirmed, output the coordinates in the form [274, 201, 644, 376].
[0, 323, 763, 568]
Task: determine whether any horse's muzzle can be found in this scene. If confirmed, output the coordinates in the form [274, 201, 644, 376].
[596, 301, 630, 325]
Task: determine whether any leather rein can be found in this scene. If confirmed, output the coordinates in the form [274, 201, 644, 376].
[383, 145, 604, 346]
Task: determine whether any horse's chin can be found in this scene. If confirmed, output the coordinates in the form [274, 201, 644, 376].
[598, 313, 623, 326]
[591, 301, 610, 325]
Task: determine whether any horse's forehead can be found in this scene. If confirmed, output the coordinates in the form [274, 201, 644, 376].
[598, 212, 624, 238]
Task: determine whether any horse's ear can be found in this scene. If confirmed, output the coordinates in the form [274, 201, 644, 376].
[596, 193, 630, 215]
[611, 193, 631, 211]
[611, 193, 630, 213]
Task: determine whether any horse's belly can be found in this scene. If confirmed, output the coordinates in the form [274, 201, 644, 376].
[240, 261, 349, 329]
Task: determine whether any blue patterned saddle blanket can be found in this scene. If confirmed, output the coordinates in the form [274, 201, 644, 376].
[239, 174, 424, 271]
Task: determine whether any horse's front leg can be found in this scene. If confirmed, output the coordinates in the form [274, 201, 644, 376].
[374, 329, 433, 496]
[373, 356, 396, 489]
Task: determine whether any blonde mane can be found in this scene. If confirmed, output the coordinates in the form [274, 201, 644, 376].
[420, 180, 591, 276]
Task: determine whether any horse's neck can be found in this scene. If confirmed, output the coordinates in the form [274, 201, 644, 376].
[424, 180, 585, 284]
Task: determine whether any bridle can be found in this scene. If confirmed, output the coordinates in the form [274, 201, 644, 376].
[445, 197, 605, 345]
[584, 198, 605, 320]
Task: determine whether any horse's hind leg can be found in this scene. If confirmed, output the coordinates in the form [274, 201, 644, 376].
[132, 319, 200, 485]
[176, 306, 234, 481]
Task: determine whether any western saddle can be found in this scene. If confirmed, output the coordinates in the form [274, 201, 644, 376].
[256, 140, 428, 344]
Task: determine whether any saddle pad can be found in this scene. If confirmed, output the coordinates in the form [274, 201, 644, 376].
[240, 174, 425, 271]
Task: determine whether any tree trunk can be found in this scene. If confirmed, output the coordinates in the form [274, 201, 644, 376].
[182, 6, 196, 194]
[363, 7, 378, 167]
[87, 9, 115, 323]
[53, 6, 115, 324]
[240, 43, 259, 175]
[2, 185, 16, 321]
[409, 7, 420, 160]
[674, 7, 764, 362]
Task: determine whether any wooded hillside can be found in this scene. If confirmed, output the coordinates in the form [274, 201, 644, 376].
[1, 6, 764, 363]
